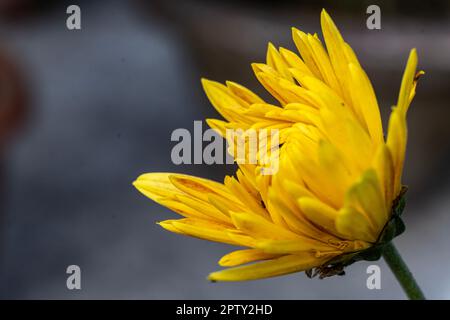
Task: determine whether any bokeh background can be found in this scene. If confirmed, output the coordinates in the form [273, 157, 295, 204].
[0, 0, 449, 299]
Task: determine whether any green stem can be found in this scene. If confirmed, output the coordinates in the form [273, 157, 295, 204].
[382, 242, 425, 300]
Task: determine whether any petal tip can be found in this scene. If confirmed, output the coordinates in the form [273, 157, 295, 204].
[132, 179, 146, 192]
[207, 273, 218, 282]
[218, 256, 230, 267]
[200, 77, 212, 88]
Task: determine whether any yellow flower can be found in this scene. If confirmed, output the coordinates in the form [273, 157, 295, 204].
[133, 10, 423, 281]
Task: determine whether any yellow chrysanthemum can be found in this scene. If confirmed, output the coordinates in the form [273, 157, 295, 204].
[133, 10, 423, 282]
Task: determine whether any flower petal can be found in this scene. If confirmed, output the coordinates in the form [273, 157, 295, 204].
[267, 42, 294, 83]
[336, 207, 378, 243]
[386, 108, 407, 195]
[255, 238, 336, 254]
[218, 249, 280, 267]
[344, 169, 387, 234]
[348, 63, 383, 144]
[372, 144, 395, 209]
[297, 197, 343, 237]
[208, 253, 326, 281]
[230, 212, 300, 240]
[397, 49, 418, 115]
[159, 218, 239, 245]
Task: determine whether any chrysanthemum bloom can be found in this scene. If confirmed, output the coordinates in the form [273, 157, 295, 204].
[134, 10, 423, 284]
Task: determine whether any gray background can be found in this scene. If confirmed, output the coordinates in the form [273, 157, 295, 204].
[0, 0, 449, 299]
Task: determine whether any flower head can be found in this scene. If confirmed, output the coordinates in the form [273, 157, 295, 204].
[133, 10, 423, 281]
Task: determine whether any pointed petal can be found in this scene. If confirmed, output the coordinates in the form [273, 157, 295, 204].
[372, 144, 395, 208]
[344, 169, 388, 234]
[297, 197, 343, 237]
[255, 238, 335, 254]
[218, 249, 280, 267]
[230, 212, 300, 240]
[160, 218, 238, 245]
[397, 49, 418, 115]
[201, 78, 249, 123]
[348, 63, 383, 143]
[292, 28, 323, 80]
[206, 118, 228, 137]
[336, 207, 378, 243]
[305, 33, 342, 96]
[208, 253, 325, 281]
[266, 42, 294, 82]
[279, 47, 314, 77]
[386, 108, 407, 195]
[226, 81, 265, 104]
[168, 174, 237, 203]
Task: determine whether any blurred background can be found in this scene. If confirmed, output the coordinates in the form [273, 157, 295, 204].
[0, 0, 449, 299]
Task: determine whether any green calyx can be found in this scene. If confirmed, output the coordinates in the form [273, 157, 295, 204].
[306, 186, 408, 279]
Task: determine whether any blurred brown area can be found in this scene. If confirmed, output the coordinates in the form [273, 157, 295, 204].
[0, 50, 28, 148]
[0, 0, 60, 21]
[0, 48, 28, 236]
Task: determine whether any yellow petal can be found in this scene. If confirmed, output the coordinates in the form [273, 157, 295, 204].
[397, 49, 418, 114]
[168, 174, 237, 203]
[335, 207, 378, 243]
[158, 219, 185, 235]
[305, 33, 342, 96]
[201, 78, 249, 123]
[161, 218, 238, 245]
[158, 198, 220, 221]
[208, 253, 326, 281]
[297, 197, 342, 237]
[226, 81, 265, 104]
[255, 238, 335, 254]
[386, 108, 407, 195]
[226, 230, 257, 247]
[173, 194, 231, 223]
[319, 106, 374, 172]
[344, 169, 387, 234]
[224, 176, 269, 218]
[320, 9, 348, 78]
[133, 172, 183, 201]
[279, 47, 314, 77]
[266, 42, 294, 82]
[291, 28, 323, 80]
[319, 9, 352, 105]
[266, 185, 320, 237]
[372, 144, 395, 208]
[317, 140, 353, 206]
[348, 63, 383, 144]
[206, 118, 228, 137]
[252, 65, 303, 105]
[230, 212, 300, 240]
